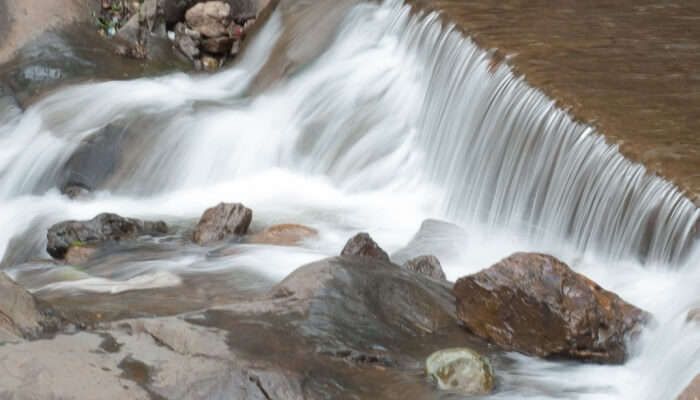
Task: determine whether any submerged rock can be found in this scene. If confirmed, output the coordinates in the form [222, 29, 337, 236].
[60, 124, 128, 197]
[47, 213, 168, 259]
[425, 348, 494, 395]
[185, 1, 232, 38]
[0, 273, 63, 341]
[248, 224, 319, 246]
[678, 374, 700, 400]
[391, 219, 468, 265]
[193, 202, 252, 245]
[454, 252, 650, 364]
[64, 245, 98, 265]
[0, 82, 22, 120]
[340, 232, 390, 262]
[686, 307, 700, 324]
[403, 255, 447, 281]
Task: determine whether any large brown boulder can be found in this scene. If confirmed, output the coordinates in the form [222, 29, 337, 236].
[340, 233, 390, 262]
[454, 252, 650, 364]
[193, 202, 252, 245]
[47, 213, 168, 259]
[678, 375, 700, 400]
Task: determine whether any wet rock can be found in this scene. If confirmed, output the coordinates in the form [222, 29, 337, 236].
[403, 255, 447, 281]
[193, 202, 252, 245]
[47, 213, 168, 259]
[0, 273, 63, 341]
[185, 1, 232, 38]
[201, 36, 235, 54]
[174, 22, 200, 60]
[64, 245, 98, 265]
[201, 54, 220, 71]
[0, 82, 22, 121]
[454, 252, 650, 364]
[340, 232, 391, 262]
[248, 224, 319, 246]
[391, 219, 468, 265]
[425, 348, 494, 395]
[60, 124, 128, 197]
[686, 307, 700, 324]
[678, 374, 700, 400]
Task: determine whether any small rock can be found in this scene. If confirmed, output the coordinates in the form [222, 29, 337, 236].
[201, 54, 220, 71]
[193, 202, 252, 245]
[678, 375, 700, 400]
[174, 22, 200, 60]
[454, 252, 650, 364]
[201, 36, 234, 54]
[686, 308, 700, 324]
[185, 1, 232, 38]
[248, 224, 319, 246]
[425, 348, 494, 396]
[340, 233, 390, 263]
[403, 255, 446, 281]
[64, 245, 98, 265]
[47, 213, 168, 259]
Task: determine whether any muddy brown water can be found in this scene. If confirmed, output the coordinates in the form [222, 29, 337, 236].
[409, 0, 700, 202]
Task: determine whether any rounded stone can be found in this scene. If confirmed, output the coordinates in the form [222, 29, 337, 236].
[425, 348, 494, 395]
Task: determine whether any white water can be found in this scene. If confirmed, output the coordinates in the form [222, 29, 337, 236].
[0, 0, 698, 398]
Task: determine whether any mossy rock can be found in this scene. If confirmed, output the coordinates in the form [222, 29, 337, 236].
[425, 348, 494, 395]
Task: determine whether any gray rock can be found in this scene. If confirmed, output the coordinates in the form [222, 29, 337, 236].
[403, 255, 447, 281]
[425, 348, 494, 395]
[0, 272, 63, 341]
[0, 82, 22, 121]
[193, 202, 252, 245]
[174, 22, 200, 60]
[185, 1, 232, 38]
[340, 232, 390, 262]
[391, 219, 468, 265]
[60, 124, 128, 197]
[47, 213, 168, 259]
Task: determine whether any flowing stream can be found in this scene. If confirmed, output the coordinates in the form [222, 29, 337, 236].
[0, 0, 698, 398]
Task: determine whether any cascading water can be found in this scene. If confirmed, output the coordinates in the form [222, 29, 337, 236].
[0, 0, 698, 398]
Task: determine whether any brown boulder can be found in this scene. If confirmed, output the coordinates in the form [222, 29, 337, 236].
[201, 36, 235, 54]
[248, 224, 319, 246]
[185, 1, 232, 38]
[454, 252, 649, 364]
[403, 255, 447, 281]
[678, 375, 700, 400]
[193, 202, 252, 245]
[340, 233, 390, 263]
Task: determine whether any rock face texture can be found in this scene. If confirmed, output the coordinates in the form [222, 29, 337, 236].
[340, 232, 391, 262]
[403, 255, 447, 281]
[454, 252, 649, 364]
[0, 255, 485, 399]
[248, 223, 318, 246]
[425, 348, 494, 395]
[0, 273, 63, 341]
[678, 374, 700, 400]
[47, 213, 168, 259]
[193, 202, 252, 245]
[185, 1, 233, 38]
